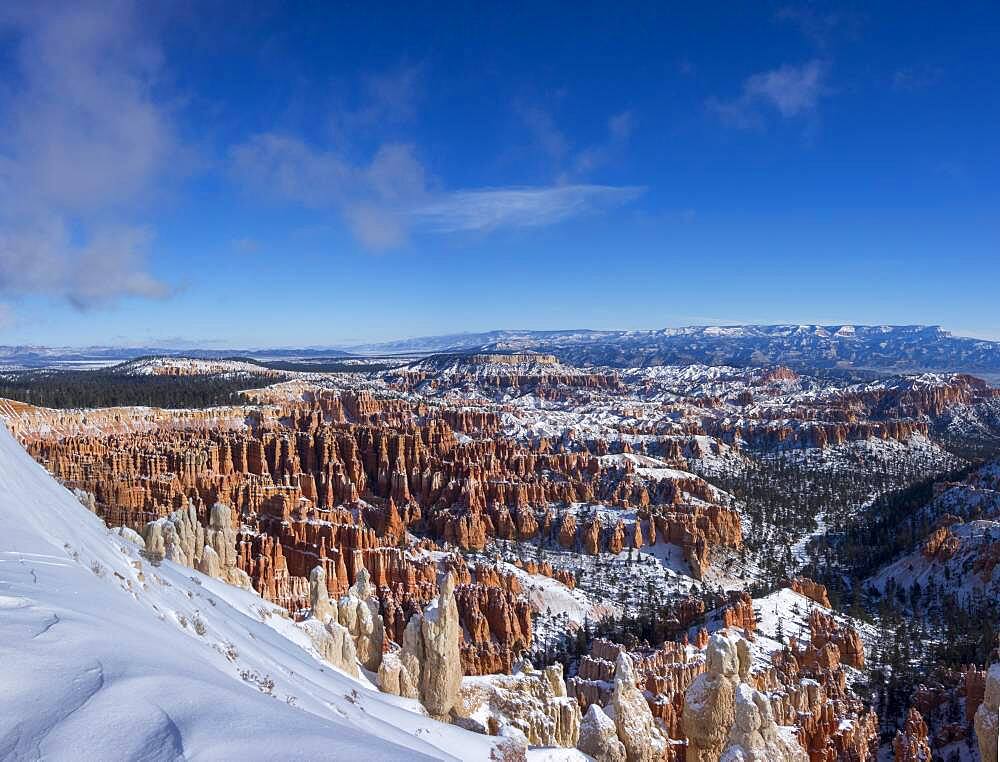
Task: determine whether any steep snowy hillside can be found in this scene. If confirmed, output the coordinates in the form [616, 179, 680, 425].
[0, 424, 502, 761]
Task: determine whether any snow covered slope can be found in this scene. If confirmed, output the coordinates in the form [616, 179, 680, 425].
[0, 423, 500, 761]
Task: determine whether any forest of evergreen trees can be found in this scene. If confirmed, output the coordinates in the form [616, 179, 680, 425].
[0, 369, 277, 409]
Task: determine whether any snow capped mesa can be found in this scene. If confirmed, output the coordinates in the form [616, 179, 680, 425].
[107, 356, 411, 378]
[0, 423, 506, 761]
[111, 357, 285, 378]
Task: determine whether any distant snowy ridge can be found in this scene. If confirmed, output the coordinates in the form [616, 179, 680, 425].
[341, 324, 1000, 375]
[4, 324, 1000, 375]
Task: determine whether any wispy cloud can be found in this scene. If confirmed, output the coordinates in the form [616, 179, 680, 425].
[569, 111, 636, 178]
[231, 133, 642, 249]
[775, 6, 864, 48]
[519, 105, 637, 181]
[707, 60, 828, 128]
[0, 1, 174, 311]
[331, 62, 426, 144]
[410, 185, 645, 233]
[229, 134, 429, 250]
[892, 65, 944, 91]
[518, 105, 570, 162]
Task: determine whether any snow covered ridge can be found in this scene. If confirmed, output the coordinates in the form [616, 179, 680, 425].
[864, 458, 1000, 604]
[112, 356, 286, 378]
[344, 323, 1000, 375]
[0, 423, 505, 761]
[390, 351, 613, 383]
[5, 323, 1000, 374]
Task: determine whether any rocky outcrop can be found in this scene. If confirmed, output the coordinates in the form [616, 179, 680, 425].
[922, 526, 961, 562]
[806, 609, 865, 669]
[380, 573, 463, 720]
[965, 666, 988, 721]
[142, 501, 251, 589]
[975, 663, 999, 762]
[568, 636, 706, 744]
[309, 565, 338, 622]
[610, 652, 665, 762]
[683, 633, 807, 762]
[303, 564, 359, 676]
[111, 525, 145, 547]
[787, 577, 831, 608]
[302, 617, 359, 677]
[454, 572, 532, 675]
[767, 639, 879, 761]
[457, 662, 580, 748]
[337, 567, 385, 672]
[577, 704, 626, 762]
[720, 591, 756, 633]
[893, 708, 931, 762]
[418, 573, 464, 718]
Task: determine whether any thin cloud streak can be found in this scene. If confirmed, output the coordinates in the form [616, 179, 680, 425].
[410, 185, 645, 233]
[232, 130, 644, 246]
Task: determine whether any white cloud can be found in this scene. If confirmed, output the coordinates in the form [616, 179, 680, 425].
[571, 110, 636, 177]
[518, 105, 570, 161]
[520, 105, 637, 180]
[410, 185, 644, 233]
[231, 129, 642, 249]
[229, 134, 429, 251]
[228, 133, 353, 208]
[0, 220, 168, 310]
[708, 60, 828, 128]
[0, 1, 173, 310]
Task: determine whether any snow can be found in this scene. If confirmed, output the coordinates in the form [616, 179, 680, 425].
[747, 588, 877, 671]
[0, 423, 501, 761]
[115, 357, 279, 377]
[525, 749, 588, 761]
[868, 518, 1000, 602]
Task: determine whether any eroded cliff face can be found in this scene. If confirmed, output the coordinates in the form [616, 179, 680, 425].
[10, 386, 743, 671]
[569, 606, 877, 762]
[787, 577, 831, 608]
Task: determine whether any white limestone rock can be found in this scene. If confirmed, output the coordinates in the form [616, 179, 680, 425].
[976, 663, 1000, 762]
[577, 704, 626, 762]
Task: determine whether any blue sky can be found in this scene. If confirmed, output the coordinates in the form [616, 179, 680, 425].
[0, 1, 997, 347]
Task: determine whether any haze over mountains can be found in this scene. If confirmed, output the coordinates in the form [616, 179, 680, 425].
[4, 324, 1000, 377]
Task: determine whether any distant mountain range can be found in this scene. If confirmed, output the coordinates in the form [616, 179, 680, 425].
[0, 346, 352, 369]
[3, 325, 1000, 376]
[342, 325, 1000, 376]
